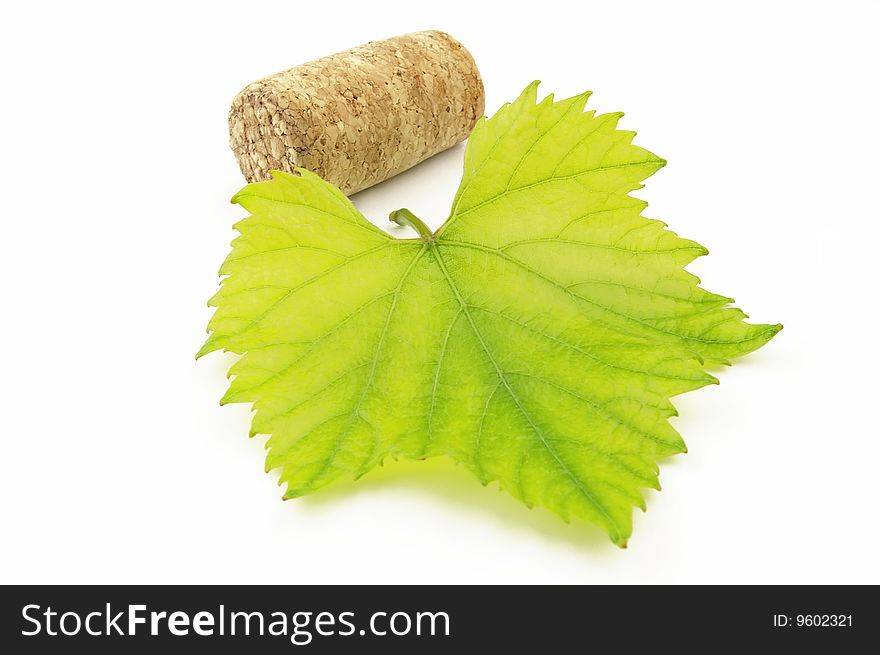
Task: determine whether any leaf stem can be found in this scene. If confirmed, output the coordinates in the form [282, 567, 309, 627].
[390, 208, 434, 242]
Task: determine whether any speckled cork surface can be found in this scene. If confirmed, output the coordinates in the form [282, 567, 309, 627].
[228, 30, 485, 195]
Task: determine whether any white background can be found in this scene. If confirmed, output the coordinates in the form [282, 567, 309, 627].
[1, 0, 877, 584]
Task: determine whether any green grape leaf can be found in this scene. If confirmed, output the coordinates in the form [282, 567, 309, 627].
[199, 81, 781, 546]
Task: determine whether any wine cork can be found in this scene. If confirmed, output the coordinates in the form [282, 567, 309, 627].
[228, 31, 485, 195]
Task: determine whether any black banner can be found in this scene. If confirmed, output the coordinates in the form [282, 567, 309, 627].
[1, 585, 875, 652]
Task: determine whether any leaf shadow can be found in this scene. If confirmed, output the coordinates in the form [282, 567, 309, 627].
[295, 455, 624, 553]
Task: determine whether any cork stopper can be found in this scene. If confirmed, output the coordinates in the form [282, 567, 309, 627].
[228, 31, 485, 195]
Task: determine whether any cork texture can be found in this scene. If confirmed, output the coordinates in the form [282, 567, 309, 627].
[228, 31, 485, 195]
